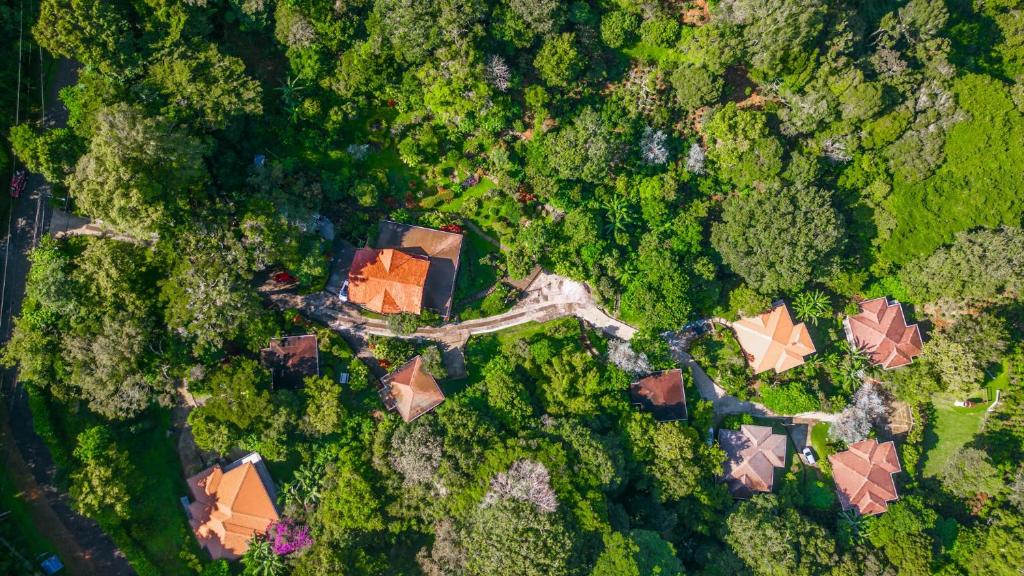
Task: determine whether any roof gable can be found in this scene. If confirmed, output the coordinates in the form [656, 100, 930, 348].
[732, 303, 816, 374]
[186, 453, 279, 560]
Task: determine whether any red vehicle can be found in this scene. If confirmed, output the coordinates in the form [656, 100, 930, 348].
[9, 169, 26, 198]
[440, 224, 463, 234]
[273, 271, 297, 284]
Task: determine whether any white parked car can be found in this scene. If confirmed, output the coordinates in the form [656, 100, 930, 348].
[802, 447, 817, 465]
[338, 280, 349, 302]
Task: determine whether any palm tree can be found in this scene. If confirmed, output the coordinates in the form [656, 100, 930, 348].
[838, 508, 871, 543]
[241, 535, 284, 576]
[602, 195, 635, 236]
[792, 289, 831, 325]
[277, 76, 305, 122]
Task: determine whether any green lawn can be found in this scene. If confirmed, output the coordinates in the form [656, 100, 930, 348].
[922, 396, 988, 477]
[985, 360, 1010, 401]
[810, 422, 834, 471]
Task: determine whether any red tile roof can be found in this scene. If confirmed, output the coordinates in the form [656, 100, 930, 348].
[348, 248, 430, 315]
[382, 356, 445, 422]
[186, 453, 279, 560]
[829, 439, 901, 516]
[844, 297, 923, 370]
[719, 425, 788, 498]
[630, 369, 687, 422]
[733, 302, 816, 374]
[260, 334, 319, 389]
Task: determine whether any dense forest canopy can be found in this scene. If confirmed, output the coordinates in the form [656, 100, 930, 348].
[1, 0, 1024, 575]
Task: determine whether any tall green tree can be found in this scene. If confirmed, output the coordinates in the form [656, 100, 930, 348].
[711, 185, 843, 294]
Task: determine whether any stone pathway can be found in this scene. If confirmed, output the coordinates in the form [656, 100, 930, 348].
[267, 271, 636, 347]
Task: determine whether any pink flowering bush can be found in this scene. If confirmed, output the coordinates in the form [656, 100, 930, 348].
[267, 518, 312, 556]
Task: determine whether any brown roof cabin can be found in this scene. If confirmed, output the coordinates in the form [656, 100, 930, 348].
[379, 355, 445, 422]
[260, 334, 319, 389]
[630, 369, 688, 422]
[719, 425, 788, 498]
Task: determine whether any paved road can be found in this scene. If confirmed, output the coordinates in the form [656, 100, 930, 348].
[0, 58, 134, 576]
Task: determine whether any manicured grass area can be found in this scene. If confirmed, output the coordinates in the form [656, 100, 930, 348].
[810, 423, 834, 468]
[985, 360, 1010, 401]
[922, 396, 988, 477]
[623, 43, 686, 65]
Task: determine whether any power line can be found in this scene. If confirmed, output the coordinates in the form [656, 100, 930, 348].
[0, 0, 26, 346]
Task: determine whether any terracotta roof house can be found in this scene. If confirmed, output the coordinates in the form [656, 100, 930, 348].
[719, 425, 788, 498]
[348, 248, 431, 315]
[843, 297, 923, 370]
[375, 221, 464, 319]
[379, 355, 445, 422]
[260, 334, 319, 389]
[829, 439, 901, 516]
[184, 453, 279, 561]
[732, 302, 816, 374]
[630, 369, 687, 422]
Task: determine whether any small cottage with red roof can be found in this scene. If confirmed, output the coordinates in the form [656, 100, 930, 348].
[843, 297, 923, 370]
[379, 355, 445, 422]
[630, 369, 687, 422]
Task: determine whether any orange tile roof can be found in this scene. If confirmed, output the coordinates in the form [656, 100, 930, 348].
[630, 369, 687, 422]
[348, 248, 430, 315]
[844, 297, 923, 370]
[382, 356, 445, 422]
[829, 439, 901, 516]
[186, 453, 279, 560]
[719, 425, 788, 498]
[732, 302, 816, 374]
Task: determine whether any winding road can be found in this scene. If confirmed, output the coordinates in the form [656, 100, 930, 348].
[269, 270, 838, 423]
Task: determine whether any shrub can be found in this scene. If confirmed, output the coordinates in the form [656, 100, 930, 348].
[387, 312, 421, 335]
[759, 381, 821, 414]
